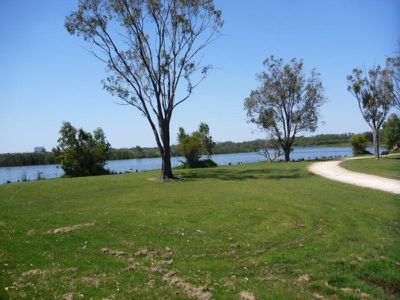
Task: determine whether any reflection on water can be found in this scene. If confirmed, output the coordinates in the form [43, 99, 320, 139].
[0, 146, 368, 184]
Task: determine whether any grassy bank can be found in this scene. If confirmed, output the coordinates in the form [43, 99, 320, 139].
[341, 155, 400, 180]
[0, 162, 399, 299]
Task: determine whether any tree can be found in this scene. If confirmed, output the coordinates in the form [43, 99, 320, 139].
[177, 122, 215, 167]
[198, 122, 215, 158]
[259, 136, 283, 162]
[244, 56, 326, 162]
[386, 53, 400, 110]
[347, 66, 392, 159]
[382, 114, 400, 151]
[53, 122, 111, 177]
[349, 134, 369, 156]
[177, 127, 203, 167]
[65, 0, 222, 179]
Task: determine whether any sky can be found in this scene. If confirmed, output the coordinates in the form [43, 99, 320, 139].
[0, 0, 399, 153]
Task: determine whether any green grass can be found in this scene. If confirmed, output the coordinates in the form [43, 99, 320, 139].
[341, 155, 400, 180]
[0, 162, 399, 299]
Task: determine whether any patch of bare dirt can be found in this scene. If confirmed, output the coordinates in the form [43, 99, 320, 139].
[147, 279, 156, 288]
[134, 247, 148, 257]
[22, 269, 48, 276]
[124, 262, 142, 271]
[46, 222, 95, 234]
[313, 293, 325, 299]
[239, 291, 256, 300]
[340, 287, 370, 298]
[163, 247, 173, 259]
[100, 247, 126, 257]
[160, 269, 213, 300]
[159, 259, 174, 266]
[297, 274, 311, 283]
[62, 292, 74, 300]
[64, 267, 78, 273]
[26, 229, 36, 236]
[99, 243, 211, 300]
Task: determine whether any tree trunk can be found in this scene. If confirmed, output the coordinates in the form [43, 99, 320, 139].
[161, 148, 174, 179]
[159, 120, 175, 179]
[372, 128, 380, 159]
[283, 145, 291, 162]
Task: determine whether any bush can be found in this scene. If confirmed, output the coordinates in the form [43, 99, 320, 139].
[177, 123, 216, 168]
[382, 114, 400, 151]
[180, 159, 217, 169]
[53, 122, 111, 177]
[349, 134, 370, 155]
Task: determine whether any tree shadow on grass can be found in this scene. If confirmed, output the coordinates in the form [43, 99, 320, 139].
[177, 166, 311, 181]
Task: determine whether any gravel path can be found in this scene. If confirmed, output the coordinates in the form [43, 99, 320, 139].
[308, 158, 400, 194]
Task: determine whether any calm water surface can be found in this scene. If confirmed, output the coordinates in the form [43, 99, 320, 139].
[0, 147, 364, 184]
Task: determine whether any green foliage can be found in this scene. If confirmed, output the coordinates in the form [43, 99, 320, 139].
[349, 134, 369, 155]
[180, 159, 217, 169]
[347, 66, 393, 158]
[177, 127, 204, 167]
[244, 56, 326, 161]
[386, 52, 400, 109]
[382, 114, 400, 151]
[198, 122, 216, 158]
[177, 123, 216, 168]
[52, 122, 111, 177]
[0, 152, 56, 167]
[0, 133, 377, 167]
[65, 0, 223, 179]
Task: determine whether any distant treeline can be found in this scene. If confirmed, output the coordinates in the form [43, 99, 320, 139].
[0, 133, 360, 167]
[0, 152, 57, 167]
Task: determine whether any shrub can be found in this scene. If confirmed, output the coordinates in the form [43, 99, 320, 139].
[53, 122, 111, 177]
[180, 159, 217, 169]
[349, 134, 370, 155]
[177, 123, 216, 168]
[382, 114, 400, 151]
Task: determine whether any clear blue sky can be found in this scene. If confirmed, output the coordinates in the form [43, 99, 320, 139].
[0, 0, 399, 153]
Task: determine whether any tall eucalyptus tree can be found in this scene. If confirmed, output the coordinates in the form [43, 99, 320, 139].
[66, 0, 222, 178]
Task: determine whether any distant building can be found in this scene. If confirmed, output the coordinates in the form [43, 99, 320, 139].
[34, 147, 46, 153]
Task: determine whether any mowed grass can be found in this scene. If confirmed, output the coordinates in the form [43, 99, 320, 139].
[0, 162, 399, 299]
[341, 155, 400, 180]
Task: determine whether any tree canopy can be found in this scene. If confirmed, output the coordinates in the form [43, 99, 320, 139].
[347, 66, 392, 158]
[244, 56, 326, 161]
[383, 114, 400, 151]
[65, 0, 222, 179]
[53, 122, 111, 177]
[177, 122, 216, 167]
[386, 52, 400, 110]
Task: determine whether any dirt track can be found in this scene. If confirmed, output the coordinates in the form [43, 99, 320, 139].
[308, 158, 400, 195]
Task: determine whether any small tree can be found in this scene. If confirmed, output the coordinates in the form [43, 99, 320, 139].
[177, 127, 203, 167]
[259, 136, 283, 162]
[198, 122, 215, 158]
[347, 66, 392, 159]
[349, 134, 369, 156]
[53, 122, 110, 177]
[177, 122, 215, 167]
[382, 114, 400, 151]
[244, 56, 326, 161]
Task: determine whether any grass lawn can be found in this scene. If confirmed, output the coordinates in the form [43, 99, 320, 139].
[0, 162, 399, 299]
[341, 155, 400, 180]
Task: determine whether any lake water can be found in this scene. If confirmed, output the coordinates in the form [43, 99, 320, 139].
[0, 146, 372, 184]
